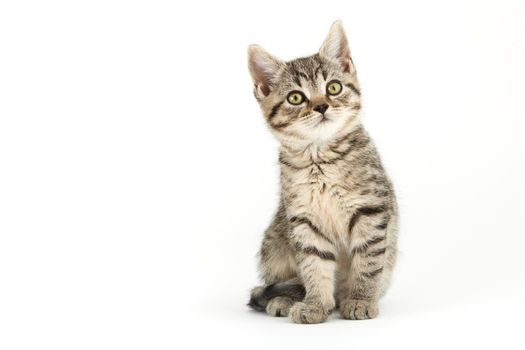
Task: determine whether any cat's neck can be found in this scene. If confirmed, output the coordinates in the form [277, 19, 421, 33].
[279, 122, 367, 166]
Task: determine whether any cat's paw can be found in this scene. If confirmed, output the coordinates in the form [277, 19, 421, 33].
[266, 296, 295, 317]
[289, 301, 330, 324]
[339, 299, 378, 320]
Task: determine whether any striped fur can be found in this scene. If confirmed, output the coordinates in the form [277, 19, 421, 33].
[247, 21, 399, 323]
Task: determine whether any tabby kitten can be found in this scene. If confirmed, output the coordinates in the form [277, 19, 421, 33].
[247, 21, 398, 324]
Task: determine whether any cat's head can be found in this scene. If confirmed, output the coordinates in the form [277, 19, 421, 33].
[248, 21, 361, 147]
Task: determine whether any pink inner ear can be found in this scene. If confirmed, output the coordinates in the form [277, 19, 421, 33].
[341, 58, 350, 73]
[339, 45, 351, 72]
[260, 84, 270, 96]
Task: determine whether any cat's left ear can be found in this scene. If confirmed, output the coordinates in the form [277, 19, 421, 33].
[319, 20, 354, 73]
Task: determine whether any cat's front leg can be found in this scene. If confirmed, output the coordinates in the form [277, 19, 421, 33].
[339, 207, 391, 320]
[287, 216, 337, 324]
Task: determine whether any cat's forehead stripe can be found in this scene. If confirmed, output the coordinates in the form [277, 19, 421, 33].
[287, 55, 324, 82]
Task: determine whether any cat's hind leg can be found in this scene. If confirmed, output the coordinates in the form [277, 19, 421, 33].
[249, 278, 304, 317]
[248, 208, 302, 316]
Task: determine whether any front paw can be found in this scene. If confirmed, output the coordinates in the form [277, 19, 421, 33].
[339, 299, 378, 320]
[289, 301, 330, 324]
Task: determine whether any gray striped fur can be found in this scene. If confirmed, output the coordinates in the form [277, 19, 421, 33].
[247, 21, 399, 323]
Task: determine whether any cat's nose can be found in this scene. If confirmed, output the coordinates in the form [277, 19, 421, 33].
[313, 103, 329, 114]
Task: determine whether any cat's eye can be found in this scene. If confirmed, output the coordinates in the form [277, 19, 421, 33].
[326, 80, 343, 96]
[287, 91, 305, 105]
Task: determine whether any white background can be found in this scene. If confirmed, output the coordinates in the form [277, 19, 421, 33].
[1, 0, 524, 349]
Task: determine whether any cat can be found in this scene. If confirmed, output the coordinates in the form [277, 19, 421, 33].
[247, 21, 399, 324]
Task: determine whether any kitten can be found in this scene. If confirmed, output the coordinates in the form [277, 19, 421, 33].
[247, 21, 398, 324]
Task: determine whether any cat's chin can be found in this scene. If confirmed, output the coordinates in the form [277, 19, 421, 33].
[303, 117, 347, 143]
[301, 131, 342, 146]
[273, 114, 360, 149]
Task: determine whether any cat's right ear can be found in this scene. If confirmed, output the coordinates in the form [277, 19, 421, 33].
[248, 45, 284, 98]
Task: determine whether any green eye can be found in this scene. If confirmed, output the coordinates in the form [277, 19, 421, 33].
[287, 91, 305, 105]
[326, 80, 342, 95]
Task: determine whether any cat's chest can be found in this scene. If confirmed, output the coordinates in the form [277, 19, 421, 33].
[287, 165, 352, 240]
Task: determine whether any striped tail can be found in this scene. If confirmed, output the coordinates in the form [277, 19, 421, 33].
[248, 282, 305, 312]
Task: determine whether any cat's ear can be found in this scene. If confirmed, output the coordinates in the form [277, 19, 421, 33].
[319, 20, 353, 73]
[248, 45, 284, 97]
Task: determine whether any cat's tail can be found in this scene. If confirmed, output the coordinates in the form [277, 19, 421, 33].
[248, 280, 305, 312]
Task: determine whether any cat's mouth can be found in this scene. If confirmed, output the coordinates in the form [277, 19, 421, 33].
[316, 115, 331, 126]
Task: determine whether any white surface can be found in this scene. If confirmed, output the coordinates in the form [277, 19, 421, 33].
[1, 0, 524, 349]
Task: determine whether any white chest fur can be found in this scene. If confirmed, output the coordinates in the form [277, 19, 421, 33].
[284, 164, 355, 247]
